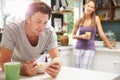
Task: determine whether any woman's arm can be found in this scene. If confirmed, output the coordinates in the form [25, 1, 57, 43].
[96, 16, 113, 49]
[72, 19, 84, 40]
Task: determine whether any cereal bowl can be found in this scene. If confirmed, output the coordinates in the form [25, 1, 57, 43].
[37, 62, 49, 74]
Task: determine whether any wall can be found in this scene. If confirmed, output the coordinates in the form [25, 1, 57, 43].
[101, 21, 120, 41]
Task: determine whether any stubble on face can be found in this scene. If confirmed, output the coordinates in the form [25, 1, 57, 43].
[29, 12, 49, 37]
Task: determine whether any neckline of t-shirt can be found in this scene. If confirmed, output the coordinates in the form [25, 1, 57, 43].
[22, 22, 39, 48]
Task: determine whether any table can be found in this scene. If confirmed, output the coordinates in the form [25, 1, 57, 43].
[0, 66, 119, 80]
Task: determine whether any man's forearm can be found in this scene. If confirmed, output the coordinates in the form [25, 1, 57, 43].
[0, 48, 13, 70]
[0, 59, 5, 70]
[0, 57, 11, 70]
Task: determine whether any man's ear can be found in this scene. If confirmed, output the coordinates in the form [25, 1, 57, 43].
[25, 16, 30, 24]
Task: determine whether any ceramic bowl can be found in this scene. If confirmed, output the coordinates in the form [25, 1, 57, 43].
[37, 62, 49, 74]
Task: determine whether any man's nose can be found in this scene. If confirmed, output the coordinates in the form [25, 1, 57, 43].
[38, 24, 45, 29]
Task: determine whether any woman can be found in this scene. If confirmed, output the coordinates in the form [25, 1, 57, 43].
[72, 0, 113, 69]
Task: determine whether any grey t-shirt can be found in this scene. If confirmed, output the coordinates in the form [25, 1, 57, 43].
[0, 21, 58, 63]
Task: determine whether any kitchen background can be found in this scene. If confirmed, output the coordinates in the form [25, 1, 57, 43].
[0, 0, 120, 74]
[0, 0, 120, 43]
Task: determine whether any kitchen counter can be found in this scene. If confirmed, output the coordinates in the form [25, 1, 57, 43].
[58, 41, 120, 73]
[0, 66, 119, 80]
[93, 41, 120, 73]
[58, 45, 73, 56]
[95, 41, 120, 52]
[59, 41, 120, 52]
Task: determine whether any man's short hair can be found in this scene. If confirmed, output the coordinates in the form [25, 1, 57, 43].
[25, 2, 52, 19]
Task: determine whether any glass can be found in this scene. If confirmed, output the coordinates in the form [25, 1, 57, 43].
[85, 32, 91, 40]
[4, 62, 21, 80]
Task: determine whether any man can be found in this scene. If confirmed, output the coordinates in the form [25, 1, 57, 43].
[0, 2, 61, 78]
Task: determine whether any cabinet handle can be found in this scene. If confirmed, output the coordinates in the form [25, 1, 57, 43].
[113, 62, 120, 67]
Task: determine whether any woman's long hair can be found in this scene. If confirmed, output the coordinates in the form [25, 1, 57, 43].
[80, 0, 96, 28]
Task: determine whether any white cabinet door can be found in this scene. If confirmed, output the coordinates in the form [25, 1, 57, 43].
[92, 51, 120, 74]
[59, 47, 73, 67]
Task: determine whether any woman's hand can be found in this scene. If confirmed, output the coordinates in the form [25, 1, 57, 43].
[20, 60, 38, 76]
[73, 35, 85, 40]
[72, 35, 77, 39]
[45, 62, 62, 78]
[73, 34, 91, 40]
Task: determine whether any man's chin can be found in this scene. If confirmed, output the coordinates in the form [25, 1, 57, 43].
[36, 32, 41, 36]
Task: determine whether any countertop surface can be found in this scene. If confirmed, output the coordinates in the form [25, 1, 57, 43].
[0, 66, 119, 80]
[58, 41, 120, 52]
[95, 41, 120, 52]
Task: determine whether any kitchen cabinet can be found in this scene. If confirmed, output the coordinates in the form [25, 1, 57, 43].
[62, 42, 120, 74]
[59, 46, 73, 67]
[95, 0, 120, 21]
[92, 50, 120, 74]
[37, 41, 120, 74]
[61, 41, 120, 74]
[51, 0, 73, 34]
[92, 41, 120, 74]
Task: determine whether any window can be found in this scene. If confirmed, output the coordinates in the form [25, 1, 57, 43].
[0, 0, 33, 28]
